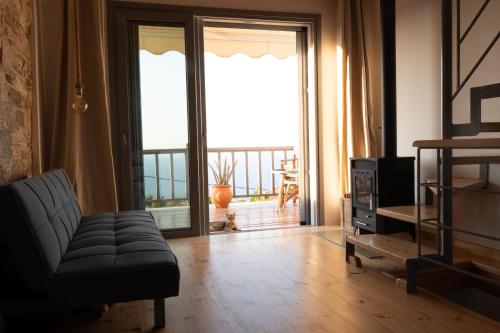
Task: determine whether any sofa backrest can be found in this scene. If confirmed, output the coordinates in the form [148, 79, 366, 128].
[0, 170, 82, 292]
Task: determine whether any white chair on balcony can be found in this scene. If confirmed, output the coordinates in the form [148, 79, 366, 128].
[277, 155, 299, 211]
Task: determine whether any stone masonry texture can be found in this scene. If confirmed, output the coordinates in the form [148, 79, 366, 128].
[0, 0, 32, 184]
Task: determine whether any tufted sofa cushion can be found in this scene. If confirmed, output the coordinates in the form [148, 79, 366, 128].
[0, 170, 82, 292]
[50, 211, 179, 304]
[57, 211, 174, 277]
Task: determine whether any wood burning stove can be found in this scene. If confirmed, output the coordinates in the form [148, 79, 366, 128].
[347, 1, 415, 236]
[350, 157, 415, 235]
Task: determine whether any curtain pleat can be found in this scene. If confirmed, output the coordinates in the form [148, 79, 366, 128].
[33, 0, 118, 214]
[337, 0, 382, 195]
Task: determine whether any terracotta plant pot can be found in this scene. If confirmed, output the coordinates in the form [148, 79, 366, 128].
[211, 184, 233, 208]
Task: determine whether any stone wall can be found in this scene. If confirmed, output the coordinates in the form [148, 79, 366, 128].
[0, 0, 32, 184]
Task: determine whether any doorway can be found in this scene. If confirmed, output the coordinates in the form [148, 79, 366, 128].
[108, 3, 319, 237]
[202, 26, 307, 232]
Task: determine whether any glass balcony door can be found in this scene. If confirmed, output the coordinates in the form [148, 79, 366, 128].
[109, 5, 319, 236]
[135, 25, 192, 232]
[110, 10, 205, 237]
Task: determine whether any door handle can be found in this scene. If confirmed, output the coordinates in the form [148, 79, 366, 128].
[369, 193, 373, 211]
[122, 132, 128, 150]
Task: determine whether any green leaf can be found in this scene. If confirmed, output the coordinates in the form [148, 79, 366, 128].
[209, 157, 238, 185]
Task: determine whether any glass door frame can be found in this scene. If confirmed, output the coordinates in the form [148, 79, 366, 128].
[109, 7, 205, 238]
[108, 2, 320, 237]
[194, 18, 319, 233]
[196, 16, 312, 230]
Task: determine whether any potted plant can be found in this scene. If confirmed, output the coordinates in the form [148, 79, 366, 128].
[209, 158, 237, 208]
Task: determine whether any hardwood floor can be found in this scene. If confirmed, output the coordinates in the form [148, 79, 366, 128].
[14, 227, 500, 332]
[210, 200, 300, 231]
[150, 200, 300, 232]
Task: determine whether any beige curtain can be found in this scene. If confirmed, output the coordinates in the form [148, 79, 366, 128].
[33, 0, 118, 214]
[337, 0, 382, 195]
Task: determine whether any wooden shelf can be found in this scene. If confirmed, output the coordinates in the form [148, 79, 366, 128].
[377, 205, 437, 224]
[452, 155, 500, 165]
[347, 233, 500, 279]
[425, 177, 487, 195]
[346, 233, 435, 264]
[413, 138, 500, 149]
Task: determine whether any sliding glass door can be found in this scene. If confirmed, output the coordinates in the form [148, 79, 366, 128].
[201, 25, 310, 231]
[108, 4, 319, 236]
[109, 9, 205, 237]
[135, 25, 192, 232]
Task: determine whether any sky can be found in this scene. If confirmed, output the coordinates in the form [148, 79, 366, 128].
[139, 50, 300, 151]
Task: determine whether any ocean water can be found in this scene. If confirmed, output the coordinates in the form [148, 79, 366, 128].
[143, 151, 289, 200]
[143, 153, 187, 200]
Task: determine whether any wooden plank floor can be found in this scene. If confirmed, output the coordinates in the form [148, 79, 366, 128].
[150, 200, 300, 232]
[26, 226, 500, 333]
[210, 200, 300, 231]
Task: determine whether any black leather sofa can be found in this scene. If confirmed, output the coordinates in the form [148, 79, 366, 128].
[0, 169, 179, 329]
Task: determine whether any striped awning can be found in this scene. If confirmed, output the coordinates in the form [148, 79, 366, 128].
[138, 26, 297, 59]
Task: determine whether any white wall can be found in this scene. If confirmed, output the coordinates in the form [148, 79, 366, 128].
[396, 0, 441, 184]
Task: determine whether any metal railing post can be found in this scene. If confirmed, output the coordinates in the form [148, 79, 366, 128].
[169, 153, 175, 200]
[245, 151, 249, 196]
[155, 153, 160, 206]
[231, 151, 236, 195]
[258, 151, 263, 195]
[271, 150, 276, 195]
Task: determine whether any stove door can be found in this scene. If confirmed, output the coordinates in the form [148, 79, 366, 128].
[352, 169, 376, 211]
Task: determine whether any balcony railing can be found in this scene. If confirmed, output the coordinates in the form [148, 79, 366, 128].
[143, 146, 295, 207]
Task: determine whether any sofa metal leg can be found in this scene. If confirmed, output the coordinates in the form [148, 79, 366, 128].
[154, 298, 165, 329]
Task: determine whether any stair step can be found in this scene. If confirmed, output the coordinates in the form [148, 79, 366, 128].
[426, 177, 487, 195]
[346, 233, 435, 264]
[377, 205, 437, 224]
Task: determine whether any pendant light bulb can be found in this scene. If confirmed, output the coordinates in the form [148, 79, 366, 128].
[72, 85, 88, 113]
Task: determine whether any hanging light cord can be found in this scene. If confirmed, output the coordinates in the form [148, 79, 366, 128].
[74, 0, 82, 89]
[72, 0, 88, 113]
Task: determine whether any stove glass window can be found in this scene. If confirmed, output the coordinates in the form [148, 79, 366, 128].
[355, 173, 372, 204]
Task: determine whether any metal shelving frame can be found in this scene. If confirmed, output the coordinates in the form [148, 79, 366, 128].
[407, 141, 500, 294]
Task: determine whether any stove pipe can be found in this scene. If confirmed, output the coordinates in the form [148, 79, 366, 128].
[380, 0, 397, 158]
